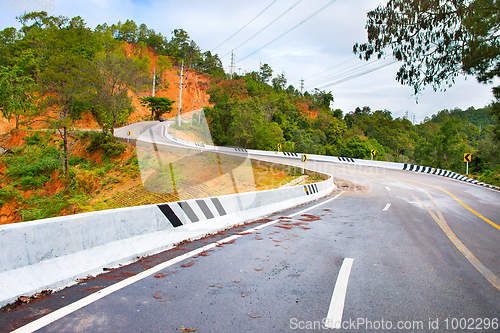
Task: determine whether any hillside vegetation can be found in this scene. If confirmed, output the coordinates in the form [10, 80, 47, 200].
[204, 70, 500, 186]
[0, 11, 499, 224]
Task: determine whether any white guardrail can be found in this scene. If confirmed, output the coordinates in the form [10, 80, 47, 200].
[244, 149, 499, 190]
[0, 148, 334, 307]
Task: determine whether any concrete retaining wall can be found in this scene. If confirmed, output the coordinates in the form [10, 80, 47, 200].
[248, 150, 499, 190]
[0, 171, 334, 307]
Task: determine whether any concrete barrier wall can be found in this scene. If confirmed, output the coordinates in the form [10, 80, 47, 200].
[248, 150, 499, 190]
[0, 170, 333, 307]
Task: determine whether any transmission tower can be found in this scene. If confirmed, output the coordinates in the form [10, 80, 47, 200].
[230, 51, 235, 79]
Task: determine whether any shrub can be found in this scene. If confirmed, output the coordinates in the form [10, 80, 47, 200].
[87, 132, 125, 158]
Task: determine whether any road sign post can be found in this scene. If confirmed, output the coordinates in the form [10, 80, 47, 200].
[371, 149, 376, 161]
[302, 154, 307, 175]
[464, 153, 472, 175]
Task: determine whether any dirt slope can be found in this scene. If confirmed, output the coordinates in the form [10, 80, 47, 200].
[0, 43, 212, 134]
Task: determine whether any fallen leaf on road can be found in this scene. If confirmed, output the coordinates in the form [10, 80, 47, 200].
[275, 225, 292, 230]
[248, 314, 262, 319]
[154, 273, 167, 278]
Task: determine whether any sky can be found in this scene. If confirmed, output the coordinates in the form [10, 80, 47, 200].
[1, 0, 498, 122]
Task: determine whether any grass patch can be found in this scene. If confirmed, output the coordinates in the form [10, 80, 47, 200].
[0, 130, 138, 222]
[3, 142, 62, 190]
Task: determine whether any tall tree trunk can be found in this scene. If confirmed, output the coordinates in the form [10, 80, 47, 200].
[63, 126, 68, 173]
[15, 115, 19, 130]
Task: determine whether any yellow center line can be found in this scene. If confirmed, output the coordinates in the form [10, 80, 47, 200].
[132, 122, 155, 138]
[320, 163, 500, 289]
[402, 183, 500, 291]
[391, 176, 500, 231]
[316, 162, 499, 230]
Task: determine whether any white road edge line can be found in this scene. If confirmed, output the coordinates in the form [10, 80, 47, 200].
[325, 258, 354, 329]
[383, 203, 391, 211]
[13, 192, 344, 333]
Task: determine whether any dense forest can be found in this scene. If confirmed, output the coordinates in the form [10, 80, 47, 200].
[203, 67, 500, 184]
[1, 11, 499, 190]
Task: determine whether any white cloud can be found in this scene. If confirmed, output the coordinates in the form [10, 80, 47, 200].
[0, 0, 496, 120]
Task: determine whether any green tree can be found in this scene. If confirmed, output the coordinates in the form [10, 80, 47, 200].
[20, 12, 102, 172]
[0, 27, 20, 67]
[260, 63, 273, 84]
[93, 50, 150, 133]
[139, 96, 175, 120]
[168, 29, 190, 64]
[196, 51, 225, 79]
[0, 65, 38, 129]
[272, 72, 287, 91]
[111, 19, 138, 43]
[310, 89, 334, 110]
[354, 0, 499, 93]
[354, 0, 500, 140]
[254, 122, 284, 151]
[228, 99, 264, 148]
[340, 136, 371, 159]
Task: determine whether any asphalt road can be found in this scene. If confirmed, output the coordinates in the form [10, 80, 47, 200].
[1, 156, 499, 332]
[114, 121, 159, 140]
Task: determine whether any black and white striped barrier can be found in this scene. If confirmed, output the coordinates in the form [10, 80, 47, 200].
[0, 172, 334, 307]
[338, 157, 355, 163]
[304, 183, 319, 195]
[402, 164, 499, 190]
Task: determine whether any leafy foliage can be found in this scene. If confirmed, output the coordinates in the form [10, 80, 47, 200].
[3, 134, 62, 190]
[92, 49, 150, 133]
[0, 65, 38, 129]
[354, 0, 500, 141]
[353, 0, 499, 93]
[139, 96, 175, 120]
[86, 131, 126, 158]
[203, 62, 499, 185]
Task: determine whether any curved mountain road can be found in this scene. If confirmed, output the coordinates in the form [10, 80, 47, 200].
[2, 124, 499, 332]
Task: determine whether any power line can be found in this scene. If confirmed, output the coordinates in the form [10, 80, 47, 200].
[239, 0, 338, 62]
[305, 56, 358, 81]
[309, 58, 389, 87]
[212, 0, 279, 52]
[221, 0, 303, 59]
[198, 0, 246, 47]
[316, 59, 398, 89]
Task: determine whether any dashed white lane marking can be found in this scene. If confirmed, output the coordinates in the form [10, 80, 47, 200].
[13, 192, 345, 333]
[325, 258, 354, 329]
[385, 186, 390, 191]
[383, 203, 391, 211]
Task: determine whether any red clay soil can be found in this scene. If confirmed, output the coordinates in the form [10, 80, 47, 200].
[0, 43, 213, 135]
